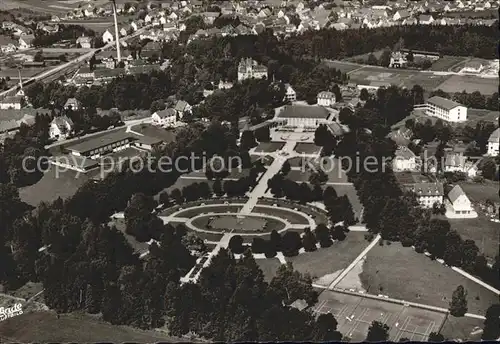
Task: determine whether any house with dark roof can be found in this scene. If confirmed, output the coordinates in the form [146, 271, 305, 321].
[444, 152, 477, 177]
[173, 100, 192, 117]
[445, 185, 477, 218]
[425, 96, 467, 123]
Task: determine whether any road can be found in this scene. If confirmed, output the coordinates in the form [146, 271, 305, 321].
[0, 25, 152, 98]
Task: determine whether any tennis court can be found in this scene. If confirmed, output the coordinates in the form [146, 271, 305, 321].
[314, 290, 446, 342]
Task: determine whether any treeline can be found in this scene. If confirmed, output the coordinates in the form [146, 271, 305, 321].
[0, 113, 51, 187]
[431, 89, 499, 111]
[33, 25, 96, 47]
[335, 95, 500, 289]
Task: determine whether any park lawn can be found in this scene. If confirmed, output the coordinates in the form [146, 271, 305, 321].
[172, 205, 242, 218]
[448, 216, 499, 260]
[19, 167, 90, 207]
[0, 311, 191, 343]
[285, 232, 369, 280]
[466, 108, 499, 125]
[253, 206, 310, 225]
[360, 242, 499, 315]
[439, 315, 484, 341]
[458, 181, 499, 203]
[256, 258, 283, 282]
[254, 141, 284, 153]
[294, 143, 322, 155]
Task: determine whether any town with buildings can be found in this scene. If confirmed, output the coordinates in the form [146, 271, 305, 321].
[0, 0, 498, 342]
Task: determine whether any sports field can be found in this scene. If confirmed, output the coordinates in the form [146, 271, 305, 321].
[314, 290, 447, 341]
[435, 74, 498, 95]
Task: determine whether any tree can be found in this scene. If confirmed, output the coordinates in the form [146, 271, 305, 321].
[281, 232, 302, 257]
[159, 192, 170, 206]
[281, 160, 291, 175]
[360, 88, 369, 101]
[251, 237, 267, 254]
[302, 228, 317, 252]
[367, 53, 378, 66]
[379, 49, 392, 67]
[170, 188, 183, 204]
[449, 285, 468, 317]
[34, 51, 44, 62]
[312, 313, 342, 341]
[428, 332, 445, 341]
[309, 170, 327, 186]
[366, 321, 390, 341]
[240, 130, 257, 151]
[270, 262, 318, 306]
[482, 304, 500, 340]
[481, 158, 498, 180]
[315, 224, 332, 248]
[255, 126, 270, 142]
[212, 178, 224, 197]
[228, 235, 244, 254]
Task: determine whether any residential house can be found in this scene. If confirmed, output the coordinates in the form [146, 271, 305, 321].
[461, 61, 484, 73]
[317, 91, 336, 107]
[218, 80, 233, 89]
[406, 182, 444, 208]
[393, 146, 418, 171]
[444, 152, 477, 177]
[49, 115, 74, 140]
[445, 185, 477, 218]
[151, 108, 179, 127]
[487, 128, 499, 156]
[173, 100, 192, 117]
[389, 51, 408, 68]
[237, 58, 268, 81]
[64, 98, 81, 111]
[284, 84, 296, 101]
[76, 35, 92, 48]
[18, 34, 35, 49]
[102, 29, 114, 44]
[0, 96, 23, 110]
[1, 42, 17, 54]
[418, 14, 434, 24]
[425, 96, 467, 122]
[393, 9, 411, 21]
[402, 17, 418, 25]
[258, 8, 273, 17]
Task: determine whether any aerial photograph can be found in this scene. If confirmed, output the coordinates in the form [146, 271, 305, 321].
[0, 0, 498, 342]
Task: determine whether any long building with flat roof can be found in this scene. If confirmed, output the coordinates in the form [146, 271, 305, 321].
[425, 96, 467, 122]
[275, 105, 334, 128]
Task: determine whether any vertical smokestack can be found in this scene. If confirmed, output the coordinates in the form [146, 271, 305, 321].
[111, 0, 121, 63]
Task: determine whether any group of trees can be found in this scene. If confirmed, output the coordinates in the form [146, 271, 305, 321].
[33, 24, 96, 48]
[0, 113, 51, 187]
[431, 89, 499, 111]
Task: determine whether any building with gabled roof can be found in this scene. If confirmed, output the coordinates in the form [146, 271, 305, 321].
[425, 96, 467, 123]
[404, 182, 444, 208]
[49, 115, 74, 140]
[445, 185, 477, 218]
[393, 146, 418, 172]
[487, 128, 499, 156]
[237, 58, 268, 81]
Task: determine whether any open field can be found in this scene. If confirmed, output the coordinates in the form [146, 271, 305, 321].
[459, 180, 500, 203]
[448, 217, 499, 260]
[19, 167, 90, 206]
[286, 232, 369, 281]
[322, 60, 365, 74]
[0, 311, 189, 343]
[314, 290, 447, 341]
[0, 67, 50, 79]
[347, 65, 450, 90]
[466, 108, 499, 124]
[294, 143, 322, 155]
[439, 315, 484, 341]
[360, 242, 499, 315]
[435, 74, 499, 95]
[254, 141, 284, 153]
[256, 258, 283, 282]
[429, 56, 469, 72]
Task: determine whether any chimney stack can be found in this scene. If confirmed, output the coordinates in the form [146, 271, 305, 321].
[111, 0, 121, 63]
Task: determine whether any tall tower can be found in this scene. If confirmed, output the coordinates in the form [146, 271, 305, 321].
[111, 0, 121, 63]
[16, 68, 24, 97]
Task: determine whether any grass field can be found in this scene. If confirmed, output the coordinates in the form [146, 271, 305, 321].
[294, 143, 322, 155]
[448, 217, 499, 260]
[0, 311, 189, 343]
[435, 74, 499, 95]
[191, 214, 286, 233]
[19, 166, 90, 207]
[254, 141, 284, 153]
[439, 315, 484, 341]
[256, 258, 283, 282]
[170, 205, 242, 218]
[429, 56, 469, 72]
[322, 60, 365, 73]
[360, 243, 499, 315]
[314, 290, 447, 342]
[459, 180, 499, 203]
[285, 232, 369, 281]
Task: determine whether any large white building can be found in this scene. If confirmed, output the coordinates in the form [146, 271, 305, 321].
[237, 58, 268, 81]
[487, 128, 499, 156]
[425, 96, 467, 123]
[317, 91, 336, 107]
[406, 182, 444, 208]
[151, 108, 180, 127]
[0, 96, 23, 110]
[275, 105, 334, 128]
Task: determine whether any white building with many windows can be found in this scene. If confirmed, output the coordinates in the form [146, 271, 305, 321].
[445, 185, 477, 219]
[406, 182, 444, 208]
[425, 96, 467, 122]
[151, 108, 179, 127]
[284, 84, 296, 101]
[317, 91, 336, 107]
[275, 105, 334, 128]
[487, 128, 499, 156]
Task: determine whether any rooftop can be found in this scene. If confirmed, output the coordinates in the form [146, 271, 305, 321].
[65, 130, 138, 154]
[447, 184, 467, 204]
[406, 182, 444, 197]
[426, 96, 463, 110]
[488, 128, 500, 143]
[277, 105, 331, 119]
